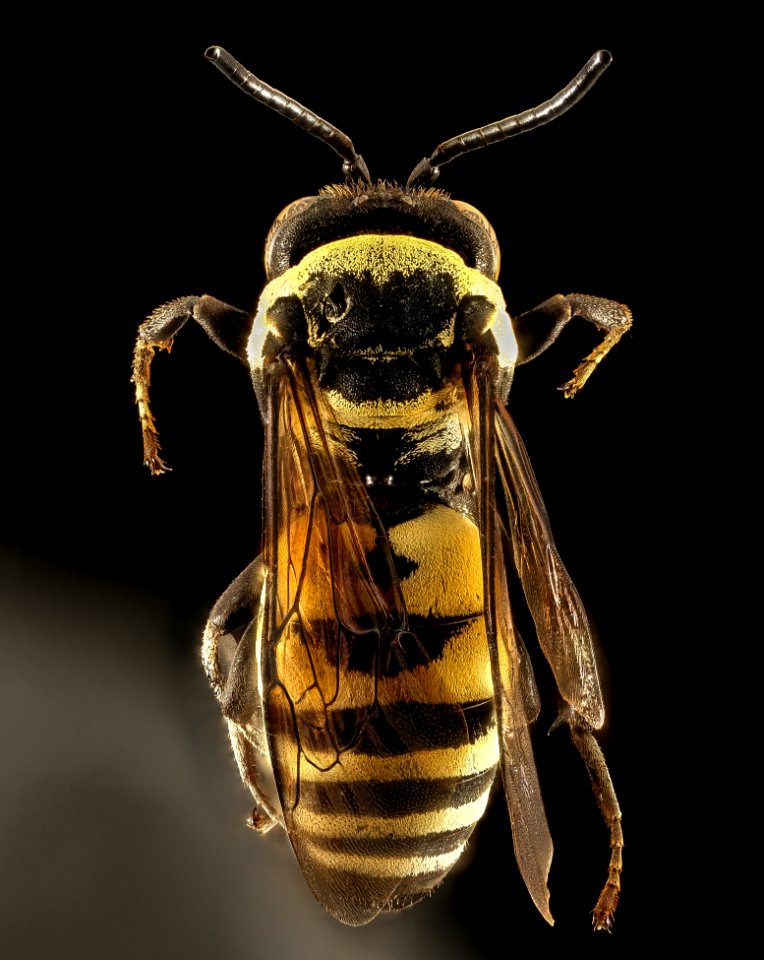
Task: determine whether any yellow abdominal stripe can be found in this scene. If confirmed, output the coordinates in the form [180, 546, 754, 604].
[277, 608, 494, 711]
[377, 617, 492, 705]
[388, 505, 483, 618]
[300, 845, 468, 878]
[297, 732, 500, 785]
[297, 794, 493, 878]
[295, 792, 492, 839]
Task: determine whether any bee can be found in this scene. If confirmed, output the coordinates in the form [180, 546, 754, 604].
[133, 46, 629, 930]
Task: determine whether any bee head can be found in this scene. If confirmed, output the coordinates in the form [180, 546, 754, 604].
[264, 183, 501, 282]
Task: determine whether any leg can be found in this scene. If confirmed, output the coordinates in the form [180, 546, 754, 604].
[202, 558, 280, 832]
[513, 293, 632, 397]
[132, 295, 251, 473]
[201, 558, 265, 701]
[563, 712, 624, 931]
[227, 720, 282, 833]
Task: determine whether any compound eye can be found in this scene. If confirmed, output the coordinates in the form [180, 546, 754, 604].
[323, 283, 348, 323]
[452, 201, 500, 279]
[271, 196, 317, 226]
[264, 195, 320, 278]
[451, 200, 491, 230]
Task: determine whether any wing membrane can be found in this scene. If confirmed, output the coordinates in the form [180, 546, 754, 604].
[493, 529, 554, 924]
[494, 403, 604, 729]
[263, 356, 409, 794]
[462, 362, 554, 924]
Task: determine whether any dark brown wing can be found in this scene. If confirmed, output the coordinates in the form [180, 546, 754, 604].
[494, 403, 604, 729]
[260, 357, 498, 925]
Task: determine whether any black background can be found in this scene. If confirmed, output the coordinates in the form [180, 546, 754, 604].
[4, 11, 707, 958]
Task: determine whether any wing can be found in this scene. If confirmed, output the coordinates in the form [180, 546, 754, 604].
[261, 352, 407, 782]
[492, 401, 623, 929]
[462, 362, 554, 924]
[494, 403, 604, 729]
[492, 528, 554, 924]
[260, 356, 498, 925]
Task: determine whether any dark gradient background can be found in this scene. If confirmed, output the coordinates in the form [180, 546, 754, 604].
[4, 12, 705, 959]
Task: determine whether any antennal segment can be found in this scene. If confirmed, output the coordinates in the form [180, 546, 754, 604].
[407, 50, 612, 188]
[205, 46, 371, 184]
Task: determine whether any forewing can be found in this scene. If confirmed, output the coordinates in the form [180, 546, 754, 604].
[261, 354, 407, 795]
[494, 404, 604, 728]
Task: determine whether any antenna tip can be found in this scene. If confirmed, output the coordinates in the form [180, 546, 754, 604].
[593, 50, 613, 67]
[205, 46, 224, 62]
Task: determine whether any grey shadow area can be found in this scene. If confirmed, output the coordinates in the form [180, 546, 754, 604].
[0, 550, 481, 960]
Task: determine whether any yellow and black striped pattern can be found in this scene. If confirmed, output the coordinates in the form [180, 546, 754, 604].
[268, 496, 500, 923]
[249, 232, 518, 923]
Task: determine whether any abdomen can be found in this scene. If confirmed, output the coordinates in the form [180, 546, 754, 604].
[268, 499, 499, 924]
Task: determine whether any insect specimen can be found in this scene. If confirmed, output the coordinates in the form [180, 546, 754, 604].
[133, 46, 628, 929]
